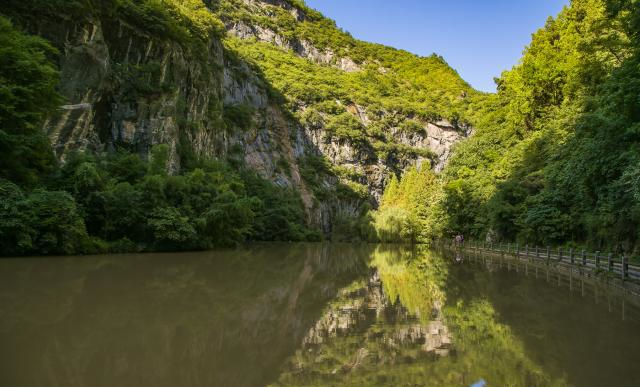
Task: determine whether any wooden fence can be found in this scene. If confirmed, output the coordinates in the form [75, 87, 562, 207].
[443, 240, 640, 283]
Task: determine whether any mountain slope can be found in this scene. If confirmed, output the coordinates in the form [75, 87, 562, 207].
[380, 0, 640, 251]
[0, 0, 475, 254]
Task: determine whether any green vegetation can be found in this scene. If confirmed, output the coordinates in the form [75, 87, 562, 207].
[218, 0, 472, 179]
[271, 247, 571, 387]
[326, 112, 368, 144]
[1, 145, 319, 256]
[373, 166, 444, 243]
[214, 0, 471, 241]
[224, 34, 469, 166]
[381, 0, 640, 254]
[0, 5, 327, 256]
[216, 0, 473, 117]
[3, 0, 225, 46]
[0, 16, 59, 187]
[3, 0, 638, 253]
[0, 0, 476, 252]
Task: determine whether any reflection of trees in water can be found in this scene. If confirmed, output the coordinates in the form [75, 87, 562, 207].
[300, 264, 453, 351]
[0, 245, 574, 387]
[272, 246, 453, 386]
[271, 246, 570, 387]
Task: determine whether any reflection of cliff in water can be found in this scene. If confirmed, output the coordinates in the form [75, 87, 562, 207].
[4, 245, 630, 387]
[272, 246, 576, 387]
[273, 263, 452, 385]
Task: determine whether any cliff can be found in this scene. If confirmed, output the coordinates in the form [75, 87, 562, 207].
[2, 0, 475, 233]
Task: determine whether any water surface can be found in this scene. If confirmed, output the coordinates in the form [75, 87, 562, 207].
[0, 244, 638, 387]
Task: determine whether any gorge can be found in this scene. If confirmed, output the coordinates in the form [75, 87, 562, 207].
[2, 2, 640, 386]
[0, 0, 639, 256]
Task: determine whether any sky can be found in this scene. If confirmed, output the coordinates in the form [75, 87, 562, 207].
[304, 0, 569, 92]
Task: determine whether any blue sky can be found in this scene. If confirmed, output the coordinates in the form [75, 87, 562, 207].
[304, 0, 568, 92]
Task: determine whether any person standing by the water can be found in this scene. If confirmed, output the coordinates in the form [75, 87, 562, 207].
[455, 234, 464, 246]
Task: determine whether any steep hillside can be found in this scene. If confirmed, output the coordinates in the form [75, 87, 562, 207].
[213, 0, 476, 231]
[380, 0, 640, 252]
[0, 0, 474, 254]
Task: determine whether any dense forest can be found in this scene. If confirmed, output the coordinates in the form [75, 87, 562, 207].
[380, 0, 640, 253]
[0, 1, 322, 255]
[0, 0, 638, 256]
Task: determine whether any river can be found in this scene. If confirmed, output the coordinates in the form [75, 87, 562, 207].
[0, 243, 638, 387]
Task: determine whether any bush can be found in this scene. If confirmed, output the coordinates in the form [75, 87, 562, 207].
[372, 206, 419, 243]
[0, 180, 90, 255]
[223, 103, 255, 131]
[399, 119, 426, 135]
[326, 112, 367, 144]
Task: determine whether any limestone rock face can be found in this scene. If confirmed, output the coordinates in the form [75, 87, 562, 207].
[227, 20, 362, 72]
[393, 120, 472, 172]
[25, 15, 228, 176]
[19, 0, 470, 232]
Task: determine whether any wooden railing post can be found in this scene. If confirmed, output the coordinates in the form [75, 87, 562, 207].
[581, 250, 586, 266]
[569, 248, 574, 265]
[608, 253, 613, 272]
[546, 246, 551, 264]
[595, 251, 600, 269]
[536, 246, 540, 259]
[622, 256, 628, 280]
[558, 247, 563, 262]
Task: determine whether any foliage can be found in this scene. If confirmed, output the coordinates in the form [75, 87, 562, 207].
[0, 145, 318, 256]
[380, 0, 640, 254]
[0, 179, 90, 255]
[398, 119, 426, 135]
[4, 0, 224, 44]
[297, 153, 372, 229]
[326, 112, 367, 144]
[372, 166, 444, 243]
[221, 5, 476, 174]
[330, 208, 376, 242]
[0, 16, 59, 186]
[241, 170, 321, 242]
[5, 0, 639, 254]
[223, 103, 256, 131]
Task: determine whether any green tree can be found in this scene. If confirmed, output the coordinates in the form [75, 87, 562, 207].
[0, 16, 60, 186]
[147, 206, 197, 248]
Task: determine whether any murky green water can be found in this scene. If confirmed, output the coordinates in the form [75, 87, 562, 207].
[1, 244, 639, 387]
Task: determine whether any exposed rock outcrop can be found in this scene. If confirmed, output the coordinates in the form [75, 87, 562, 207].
[12, 0, 471, 232]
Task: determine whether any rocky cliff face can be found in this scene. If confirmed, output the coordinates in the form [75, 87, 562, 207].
[9, 0, 471, 232]
[23, 15, 226, 174]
